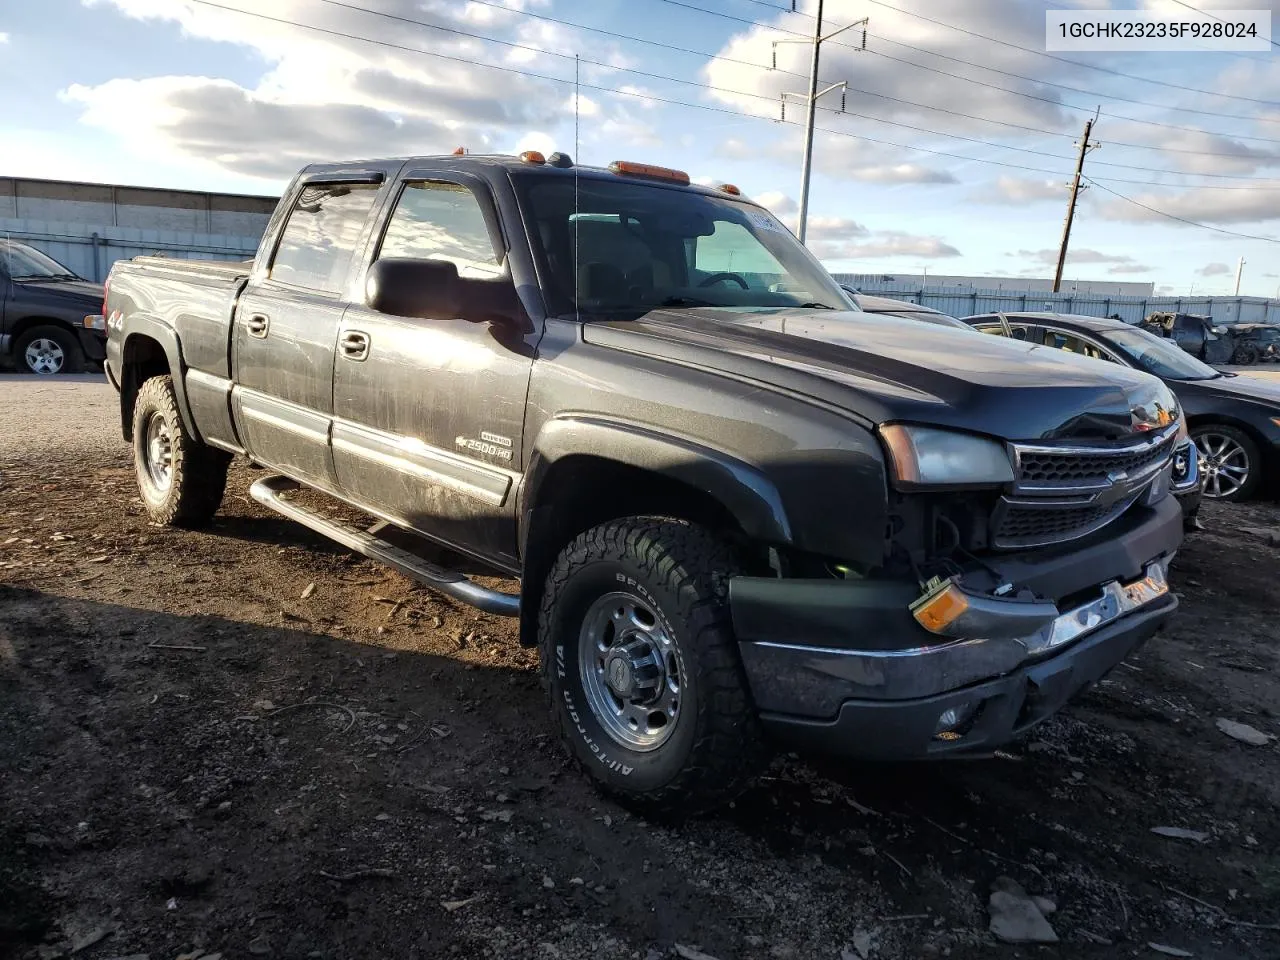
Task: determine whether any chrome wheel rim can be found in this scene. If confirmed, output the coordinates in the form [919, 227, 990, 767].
[25, 338, 64, 375]
[142, 413, 175, 492]
[1194, 432, 1249, 499]
[578, 591, 683, 751]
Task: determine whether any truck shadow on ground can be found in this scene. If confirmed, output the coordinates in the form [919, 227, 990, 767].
[2, 583, 1275, 960]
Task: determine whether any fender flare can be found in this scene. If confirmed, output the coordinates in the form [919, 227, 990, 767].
[119, 317, 200, 441]
[521, 414, 794, 547]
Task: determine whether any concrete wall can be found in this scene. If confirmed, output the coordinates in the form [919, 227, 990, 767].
[0, 177, 276, 281]
[840, 272, 1156, 297]
[0, 177, 275, 278]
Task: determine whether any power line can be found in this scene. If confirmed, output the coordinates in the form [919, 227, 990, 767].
[855, 0, 1280, 106]
[458, 0, 1280, 152]
[178, 0, 1280, 192]
[654, 0, 1280, 128]
[310, 0, 1280, 182]
[1083, 177, 1280, 242]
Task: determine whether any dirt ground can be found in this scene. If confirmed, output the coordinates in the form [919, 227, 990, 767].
[1, 375, 1278, 960]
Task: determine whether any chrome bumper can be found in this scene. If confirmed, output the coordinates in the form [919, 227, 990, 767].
[741, 559, 1172, 707]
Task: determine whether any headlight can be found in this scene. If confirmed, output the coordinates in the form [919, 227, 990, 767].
[880, 424, 1015, 487]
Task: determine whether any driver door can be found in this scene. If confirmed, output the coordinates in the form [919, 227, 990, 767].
[331, 172, 536, 568]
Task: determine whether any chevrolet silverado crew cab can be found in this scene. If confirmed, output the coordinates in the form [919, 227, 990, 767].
[104, 152, 1198, 814]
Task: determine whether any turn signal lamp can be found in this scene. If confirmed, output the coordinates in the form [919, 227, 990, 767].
[520, 150, 546, 164]
[910, 578, 970, 633]
[608, 160, 691, 185]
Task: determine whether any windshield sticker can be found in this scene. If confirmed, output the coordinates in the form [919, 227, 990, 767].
[749, 212, 783, 232]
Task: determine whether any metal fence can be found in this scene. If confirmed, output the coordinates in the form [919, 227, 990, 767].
[2, 217, 257, 283]
[833, 274, 1280, 326]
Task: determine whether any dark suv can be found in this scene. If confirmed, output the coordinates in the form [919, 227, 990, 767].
[1, 240, 105, 375]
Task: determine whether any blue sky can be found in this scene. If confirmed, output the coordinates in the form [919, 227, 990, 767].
[2, 0, 1280, 294]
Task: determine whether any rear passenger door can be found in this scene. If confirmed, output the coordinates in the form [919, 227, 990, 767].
[231, 165, 399, 490]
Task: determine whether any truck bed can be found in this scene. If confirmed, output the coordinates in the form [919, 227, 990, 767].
[125, 256, 252, 282]
[107, 256, 251, 380]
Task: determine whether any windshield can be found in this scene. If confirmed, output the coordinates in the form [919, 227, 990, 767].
[0, 241, 79, 280]
[517, 175, 850, 316]
[1107, 326, 1220, 380]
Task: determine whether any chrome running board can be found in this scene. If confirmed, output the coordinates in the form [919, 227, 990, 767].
[249, 475, 519, 617]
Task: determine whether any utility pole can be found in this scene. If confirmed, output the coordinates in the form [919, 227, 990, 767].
[773, 2, 867, 244]
[1234, 256, 1245, 295]
[1052, 111, 1100, 293]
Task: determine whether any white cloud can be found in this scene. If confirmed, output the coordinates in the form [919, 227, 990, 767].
[68, 0, 643, 178]
[820, 232, 961, 260]
[1094, 187, 1280, 226]
[754, 191, 797, 216]
[1197, 262, 1232, 277]
[977, 176, 1064, 204]
[1016, 248, 1146, 268]
[0, 32, 9, 44]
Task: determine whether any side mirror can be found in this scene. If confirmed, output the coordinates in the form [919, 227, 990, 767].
[365, 257, 461, 319]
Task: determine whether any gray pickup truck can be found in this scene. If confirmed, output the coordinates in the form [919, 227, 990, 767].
[104, 152, 1198, 813]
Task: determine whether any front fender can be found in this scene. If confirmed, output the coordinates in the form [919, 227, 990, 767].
[524, 414, 794, 546]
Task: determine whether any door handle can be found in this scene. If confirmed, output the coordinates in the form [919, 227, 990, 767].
[340, 330, 370, 361]
[246, 313, 270, 338]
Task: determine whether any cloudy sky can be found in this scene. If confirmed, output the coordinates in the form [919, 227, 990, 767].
[3, 0, 1280, 294]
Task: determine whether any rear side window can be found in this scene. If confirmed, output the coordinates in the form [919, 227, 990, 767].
[270, 183, 380, 293]
[378, 181, 503, 279]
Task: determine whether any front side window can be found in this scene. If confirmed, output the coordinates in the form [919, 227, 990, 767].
[378, 181, 503, 279]
[270, 183, 380, 293]
[517, 175, 849, 317]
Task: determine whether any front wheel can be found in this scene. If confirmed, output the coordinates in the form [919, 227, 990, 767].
[15, 325, 83, 375]
[539, 518, 768, 816]
[1192, 424, 1260, 501]
[132, 375, 231, 527]
[1232, 344, 1260, 365]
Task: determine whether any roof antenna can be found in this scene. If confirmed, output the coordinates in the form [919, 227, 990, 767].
[574, 53, 581, 325]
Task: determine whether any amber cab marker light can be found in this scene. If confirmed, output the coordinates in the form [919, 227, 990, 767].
[718, 183, 741, 195]
[911, 580, 970, 633]
[520, 150, 546, 164]
[608, 160, 691, 185]
[452, 146, 467, 156]
[1272, 417, 1280, 429]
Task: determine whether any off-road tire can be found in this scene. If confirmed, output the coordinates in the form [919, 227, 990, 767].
[539, 517, 769, 817]
[132, 375, 231, 527]
[1232, 344, 1260, 366]
[15, 325, 83, 375]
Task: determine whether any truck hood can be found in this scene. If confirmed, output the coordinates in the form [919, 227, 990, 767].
[583, 307, 1175, 441]
[13, 278, 104, 306]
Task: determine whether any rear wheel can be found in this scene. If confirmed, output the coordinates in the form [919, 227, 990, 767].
[132, 375, 231, 527]
[1232, 343, 1260, 365]
[15, 325, 83, 375]
[1192, 424, 1260, 502]
[539, 518, 768, 816]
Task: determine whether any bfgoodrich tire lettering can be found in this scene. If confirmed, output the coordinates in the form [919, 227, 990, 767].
[539, 518, 768, 816]
[131, 375, 231, 528]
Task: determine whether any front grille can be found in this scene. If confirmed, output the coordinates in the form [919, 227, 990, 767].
[992, 427, 1178, 550]
[993, 495, 1139, 550]
[1017, 441, 1172, 487]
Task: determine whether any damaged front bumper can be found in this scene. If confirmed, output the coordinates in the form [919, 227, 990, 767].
[730, 494, 1182, 759]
